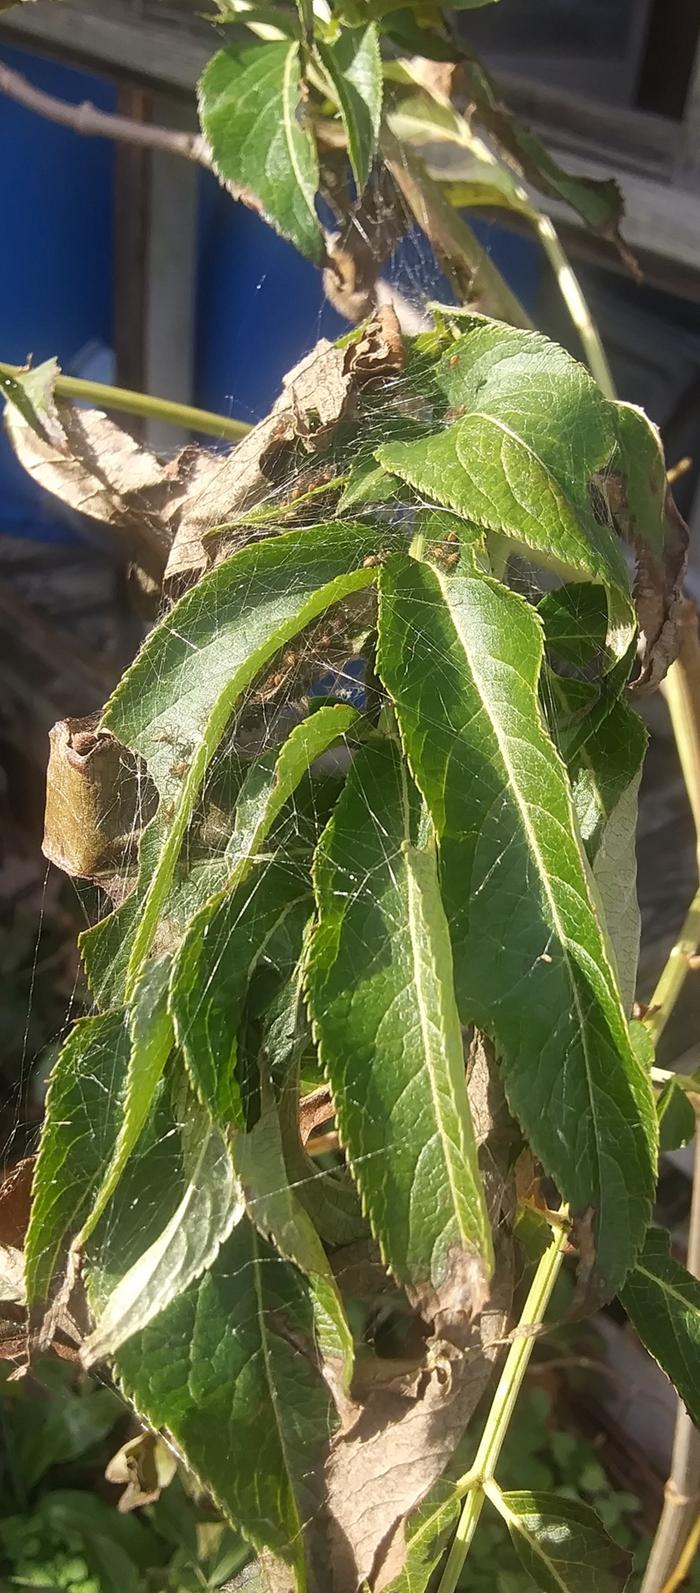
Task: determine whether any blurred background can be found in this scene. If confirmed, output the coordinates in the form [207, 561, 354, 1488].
[0, 1, 699, 1587]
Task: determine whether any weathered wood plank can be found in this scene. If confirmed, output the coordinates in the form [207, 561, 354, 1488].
[0, 0, 209, 95]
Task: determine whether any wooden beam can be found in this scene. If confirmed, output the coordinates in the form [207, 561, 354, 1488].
[0, 0, 209, 97]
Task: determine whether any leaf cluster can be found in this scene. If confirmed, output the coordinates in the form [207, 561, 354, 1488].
[194, 0, 634, 324]
[4, 303, 698, 1592]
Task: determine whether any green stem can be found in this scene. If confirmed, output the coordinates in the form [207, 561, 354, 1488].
[437, 1221, 569, 1593]
[534, 215, 616, 399]
[645, 603, 700, 1046]
[645, 885, 700, 1047]
[380, 128, 532, 330]
[0, 360, 250, 443]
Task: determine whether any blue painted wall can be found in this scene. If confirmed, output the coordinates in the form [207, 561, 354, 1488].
[0, 45, 115, 540]
[0, 45, 541, 536]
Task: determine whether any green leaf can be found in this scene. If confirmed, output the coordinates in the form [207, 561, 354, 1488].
[377, 557, 657, 1298]
[260, 956, 368, 1249]
[613, 402, 666, 557]
[295, 0, 313, 45]
[226, 702, 359, 874]
[461, 56, 634, 265]
[199, 42, 322, 261]
[620, 1226, 700, 1425]
[319, 24, 382, 193]
[78, 955, 174, 1246]
[379, 1494, 460, 1592]
[308, 736, 493, 1332]
[84, 1093, 244, 1364]
[0, 358, 58, 432]
[25, 1012, 129, 1307]
[567, 704, 647, 1017]
[380, 10, 457, 61]
[493, 1488, 633, 1592]
[279, 1085, 368, 1247]
[116, 1220, 335, 1573]
[657, 1081, 696, 1152]
[101, 520, 382, 995]
[0, 1491, 155, 1593]
[234, 1085, 354, 1392]
[11, 1369, 121, 1492]
[539, 584, 610, 671]
[171, 860, 311, 1126]
[377, 320, 631, 620]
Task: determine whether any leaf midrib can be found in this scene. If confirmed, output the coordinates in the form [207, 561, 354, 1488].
[282, 42, 316, 227]
[438, 570, 609, 1224]
[404, 839, 485, 1270]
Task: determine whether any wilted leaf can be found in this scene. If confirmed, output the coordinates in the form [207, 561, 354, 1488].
[234, 1085, 354, 1397]
[83, 1092, 243, 1364]
[657, 1081, 696, 1152]
[458, 56, 637, 271]
[0, 362, 175, 577]
[117, 1220, 336, 1581]
[171, 860, 311, 1126]
[199, 42, 322, 261]
[324, 1237, 513, 1590]
[612, 404, 688, 689]
[620, 1226, 700, 1425]
[42, 715, 157, 881]
[308, 736, 493, 1337]
[492, 1488, 633, 1592]
[105, 1429, 176, 1512]
[24, 1013, 129, 1310]
[78, 956, 174, 1247]
[319, 24, 383, 193]
[377, 557, 656, 1299]
[101, 520, 386, 995]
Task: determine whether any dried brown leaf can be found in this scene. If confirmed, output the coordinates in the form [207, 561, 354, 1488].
[1, 361, 176, 577]
[326, 1239, 513, 1591]
[42, 714, 157, 879]
[321, 1032, 515, 1591]
[164, 309, 405, 590]
[105, 1430, 177, 1513]
[631, 489, 689, 691]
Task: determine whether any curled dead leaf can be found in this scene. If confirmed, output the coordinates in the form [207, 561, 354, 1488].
[105, 1429, 177, 1512]
[43, 714, 157, 878]
[0, 361, 175, 578]
[631, 489, 689, 692]
[166, 308, 405, 590]
[326, 1238, 513, 1592]
[319, 1032, 516, 1591]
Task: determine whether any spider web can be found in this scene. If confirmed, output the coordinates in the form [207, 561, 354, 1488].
[3, 164, 632, 1589]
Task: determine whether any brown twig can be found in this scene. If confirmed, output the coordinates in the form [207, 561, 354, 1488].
[0, 61, 213, 168]
[642, 602, 700, 1593]
[641, 1121, 700, 1593]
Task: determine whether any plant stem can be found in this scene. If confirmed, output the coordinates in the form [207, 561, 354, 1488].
[663, 602, 700, 863]
[645, 887, 700, 1047]
[641, 1117, 700, 1593]
[436, 1221, 569, 1593]
[380, 129, 532, 331]
[533, 214, 615, 399]
[659, 1509, 700, 1593]
[0, 360, 249, 444]
[642, 598, 700, 1592]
